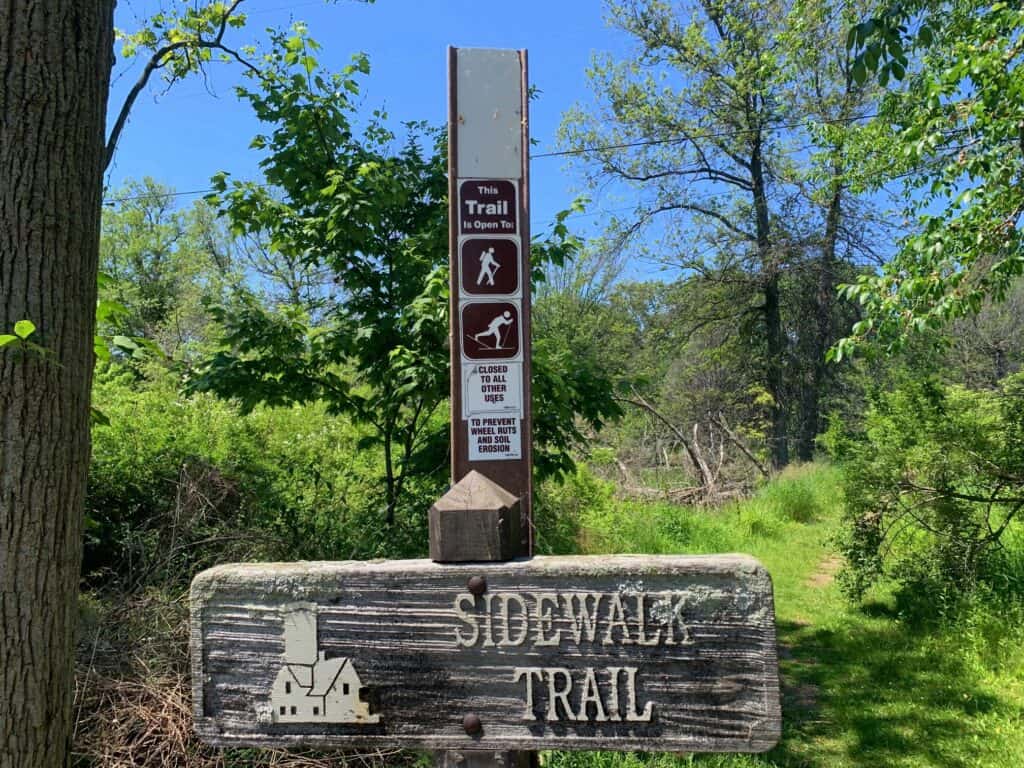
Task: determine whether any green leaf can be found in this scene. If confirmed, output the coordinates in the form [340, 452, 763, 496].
[94, 336, 111, 361]
[112, 335, 140, 350]
[90, 406, 111, 427]
[846, 25, 858, 51]
[852, 60, 867, 86]
[0, 334, 18, 347]
[14, 319, 35, 339]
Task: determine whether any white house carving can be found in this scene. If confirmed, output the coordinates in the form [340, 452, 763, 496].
[270, 603, 379, 724]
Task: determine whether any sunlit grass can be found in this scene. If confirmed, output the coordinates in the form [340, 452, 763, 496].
[543, 462, 1024, 768]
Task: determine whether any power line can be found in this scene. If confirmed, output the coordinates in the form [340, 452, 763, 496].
[532, 111, 879, 159]
[103, 110, 881, 206]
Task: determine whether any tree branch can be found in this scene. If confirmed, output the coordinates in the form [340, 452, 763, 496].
[105, 0, 257, 170]
[615, 388, 711, 489]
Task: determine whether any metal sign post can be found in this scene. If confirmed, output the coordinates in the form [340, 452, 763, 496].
[447, 47, 533, 556]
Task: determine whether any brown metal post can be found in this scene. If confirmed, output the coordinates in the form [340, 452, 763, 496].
[447, 46, 532, 553]
[437, 44, 535, 768]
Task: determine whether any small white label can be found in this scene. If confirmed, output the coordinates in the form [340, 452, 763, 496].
[463, 362, 523, 418]
[468, 415, 522, 461]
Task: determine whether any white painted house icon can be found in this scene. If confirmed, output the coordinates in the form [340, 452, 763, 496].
[270, 604, 379, 724]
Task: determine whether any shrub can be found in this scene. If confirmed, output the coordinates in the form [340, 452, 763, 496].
[833, 372, 1024, 607]
[86, 364, 437, 590]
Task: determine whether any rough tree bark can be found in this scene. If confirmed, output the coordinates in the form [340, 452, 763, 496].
[0, 3, 114, 766]
[749, 128, 788, 470]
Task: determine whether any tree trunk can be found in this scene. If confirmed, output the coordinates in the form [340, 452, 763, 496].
[797, 182, 842, 462]
[763, 273, 788, 469]
[750, 128, 788, 470]
[0, 3, 114, 766]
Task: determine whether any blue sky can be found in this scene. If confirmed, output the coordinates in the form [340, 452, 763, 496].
[106, 0, 638, 244]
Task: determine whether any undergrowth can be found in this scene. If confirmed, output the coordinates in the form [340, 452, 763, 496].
[542, 463, 1024, 768]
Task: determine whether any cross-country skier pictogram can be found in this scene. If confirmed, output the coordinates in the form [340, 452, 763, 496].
[477, 247, 500, 286]
[471, 310, 514, 350]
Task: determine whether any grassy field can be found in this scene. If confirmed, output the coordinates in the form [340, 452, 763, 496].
[543, 464, 1024, 768]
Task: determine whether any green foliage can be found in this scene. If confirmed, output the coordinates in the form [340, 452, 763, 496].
[562, 0, 879, 467]
[0, 319, 38, 349]
[116, 0, 250, 78]
[831, 372, 1024, 604]
[99, 178, 241, 361]
[86, 365, 434, 588]
[189, 30, 620, 514]
[839, 1, 1024, 353]
[189, 31, 450, 522]
[543, 463, 1024, 768]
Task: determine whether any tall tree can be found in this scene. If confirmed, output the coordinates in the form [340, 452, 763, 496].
[1, 2, 263, 763]
[562, 0, 797, 468]
[562, 0, 878, 467]
[1, 4, 115, 765]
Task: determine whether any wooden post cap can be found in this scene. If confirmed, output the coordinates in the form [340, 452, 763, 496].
[429, 471, 521, 563]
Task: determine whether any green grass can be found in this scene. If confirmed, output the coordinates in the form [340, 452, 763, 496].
[543, 463, 1024, 768]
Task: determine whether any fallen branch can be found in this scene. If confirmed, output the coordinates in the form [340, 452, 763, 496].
[615, 388, 712, 489]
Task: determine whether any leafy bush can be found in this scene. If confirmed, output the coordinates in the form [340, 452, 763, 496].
[831, 372, 1024, 606]
[87, 364, 436, 590]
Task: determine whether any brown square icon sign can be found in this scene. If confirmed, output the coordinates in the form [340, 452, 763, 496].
[460, 238, 519, 296]
[461, 302, 520, 360]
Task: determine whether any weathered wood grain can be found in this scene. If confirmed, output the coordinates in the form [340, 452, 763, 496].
[429, 471, 521, 562]
[191, 555, 780, 753]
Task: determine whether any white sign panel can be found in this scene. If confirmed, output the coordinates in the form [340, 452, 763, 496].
[455, 49, 523, 179]
[468, 415, 522, 461]
[463, 362, 523, 418]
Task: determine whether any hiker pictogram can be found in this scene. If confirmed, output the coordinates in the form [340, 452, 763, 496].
[478, 248, 499, 286]
[462, 302, 520, 360]
[459, 237, 519, 296]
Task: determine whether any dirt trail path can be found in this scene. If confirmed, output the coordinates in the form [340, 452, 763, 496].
[804, 554, 842, 588]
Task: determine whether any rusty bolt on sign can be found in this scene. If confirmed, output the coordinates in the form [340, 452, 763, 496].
[463, 713, 483, 736]
[467, 575, 487, 596]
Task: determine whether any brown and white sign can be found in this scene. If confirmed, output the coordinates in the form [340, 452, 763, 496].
[460, 237, 520, 297]
[461, 302, 521, 361]
[191, 555, 781, 753]
[458, 180, 518, 235]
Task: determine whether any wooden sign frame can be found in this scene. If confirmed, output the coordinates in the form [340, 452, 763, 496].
[190, 555, 781, 753]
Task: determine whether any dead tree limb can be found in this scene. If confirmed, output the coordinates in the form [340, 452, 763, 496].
[711, 411, 771, 478]
[615, 389, 711, 489]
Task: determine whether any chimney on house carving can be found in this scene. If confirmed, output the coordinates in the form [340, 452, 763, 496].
[281, 603, 318, 664]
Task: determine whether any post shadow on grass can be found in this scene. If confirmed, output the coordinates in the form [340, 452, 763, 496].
[768, 616, 1004, 767]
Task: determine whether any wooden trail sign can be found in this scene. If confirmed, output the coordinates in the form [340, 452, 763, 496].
[448, 47, 533, 552]
[190, 555, 781, 753]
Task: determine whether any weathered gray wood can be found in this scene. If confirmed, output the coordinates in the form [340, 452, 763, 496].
[190, 554, 780, 753]
[430, 471, 521, 562]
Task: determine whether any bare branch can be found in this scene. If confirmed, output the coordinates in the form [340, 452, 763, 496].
[615, 388, 711, 489]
